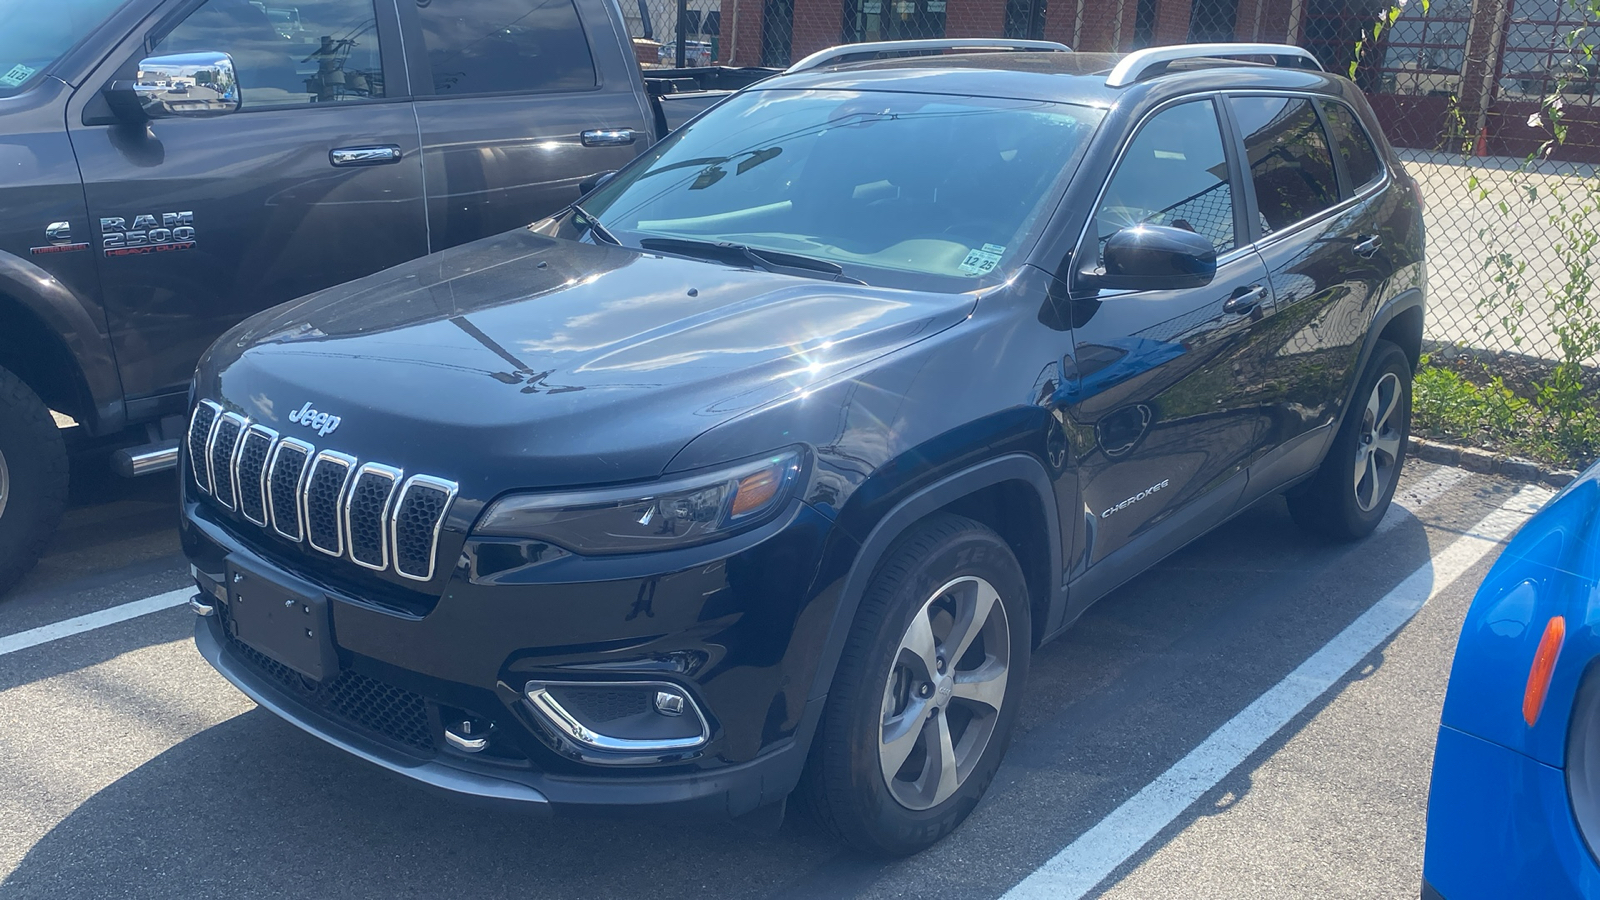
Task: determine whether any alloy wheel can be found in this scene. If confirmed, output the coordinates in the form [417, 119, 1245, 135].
[1354, 371, 1403, 512]
[878, 575, 1011, 811]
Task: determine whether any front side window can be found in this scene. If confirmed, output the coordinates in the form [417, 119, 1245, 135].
[0, 0, 133, 96]
[1320, 101, 1384, 193]
[1230, 96, 1340, 234]
[578, 89, 1103, 288]
[1096, 99, 1237, 256]
[415, 0, 595, 95]
[155, 0, 385, 107]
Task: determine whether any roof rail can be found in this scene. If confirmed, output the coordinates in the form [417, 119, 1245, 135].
[1104, 43, 1322, 87]
[785, 39, 1072, 75]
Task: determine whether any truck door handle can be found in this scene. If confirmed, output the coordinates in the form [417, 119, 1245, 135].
[581, 129, 636, 147]
[329, 145, 403, 167]
[1223, 284, 1267, 315]
[1353, 234, 1383, 258]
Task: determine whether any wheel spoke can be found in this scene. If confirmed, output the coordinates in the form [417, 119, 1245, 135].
[898, 607, 940, 682]
[947, 579, 1000, 667]
[879, 707, 928, 782]
[1365, 382, 1382, 427]
[1373, 376, 1398, 434]
[1353, 447, 1369, 493]
[1373, 432, 1403, 465]
[929, 711, 960, 806]
[952, 660, 1008, 712]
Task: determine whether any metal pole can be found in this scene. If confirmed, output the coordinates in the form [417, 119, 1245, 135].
[677, 0, 689, 66]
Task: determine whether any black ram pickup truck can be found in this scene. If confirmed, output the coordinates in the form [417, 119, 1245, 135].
[0, 0, 767, 594]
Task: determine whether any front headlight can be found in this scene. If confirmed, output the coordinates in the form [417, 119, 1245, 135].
[473, 450, 803, 554]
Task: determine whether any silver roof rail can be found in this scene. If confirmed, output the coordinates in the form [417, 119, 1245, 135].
[1105, 42, 1323, 87]
[785, 39, 1072, 75]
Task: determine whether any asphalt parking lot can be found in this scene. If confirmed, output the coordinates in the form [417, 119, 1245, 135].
[0, 454, 1556, 899]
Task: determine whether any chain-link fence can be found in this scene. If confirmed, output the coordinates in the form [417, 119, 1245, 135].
[621, 0, 1600, 371]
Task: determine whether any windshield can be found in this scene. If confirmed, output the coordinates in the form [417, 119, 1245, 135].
[0, 0, 132, 95]
[578, 89, 1103, 289]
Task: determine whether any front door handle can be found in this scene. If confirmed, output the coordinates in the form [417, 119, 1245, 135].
[1223, 284, 1267, 315]
[329, 145, 403, 167]
[581, 129, 636, 147]
[1353, 234, 1383, 258]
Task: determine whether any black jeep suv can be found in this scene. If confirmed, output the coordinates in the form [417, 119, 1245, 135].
[179, 41, 1425, 855]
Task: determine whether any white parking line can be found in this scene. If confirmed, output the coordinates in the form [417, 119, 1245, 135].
[1000, 483, 1556, 900]
[0, 588, 192, 658]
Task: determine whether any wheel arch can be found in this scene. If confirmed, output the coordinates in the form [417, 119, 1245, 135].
[0, 250, 123, 433]
[1314, 286, 1424, 471]
[805, 453, 1065, 703]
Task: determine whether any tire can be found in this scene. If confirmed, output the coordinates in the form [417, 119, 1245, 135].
[799, 512, 1031, 856]
[1287, 339, 1412, 541]
[0, 365, 68, 597]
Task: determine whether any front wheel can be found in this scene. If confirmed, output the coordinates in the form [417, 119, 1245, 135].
[1287, 339, 1412, 541]
[799, 513, 1030, 856]
[0, 364, 68, 597]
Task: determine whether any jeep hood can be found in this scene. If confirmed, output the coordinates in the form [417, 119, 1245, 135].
[196, 229, 974, 491]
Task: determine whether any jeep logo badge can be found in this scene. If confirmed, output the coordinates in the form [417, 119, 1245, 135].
[288, 401, 342, 436]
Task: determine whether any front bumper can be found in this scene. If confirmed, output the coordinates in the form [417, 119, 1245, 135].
[183, 490, 843, 818]
[1423, 725, 1600, 899]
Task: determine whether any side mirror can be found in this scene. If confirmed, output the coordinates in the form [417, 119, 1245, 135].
[578, 170, 617, 196]
[1086, 225, 1217, 292]
[105, 52, 239, 121]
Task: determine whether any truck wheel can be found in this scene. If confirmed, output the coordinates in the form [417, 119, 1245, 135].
[1286, 339, 1412, 541]
[0, 365, 68, 597]
[799, 513, 1030, 856]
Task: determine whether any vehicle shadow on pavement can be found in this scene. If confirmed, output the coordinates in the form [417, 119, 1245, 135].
[1, 708, 843, 900]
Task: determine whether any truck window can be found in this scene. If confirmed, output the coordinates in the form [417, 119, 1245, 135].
[0, 0, 133, 96]
[154, 0, 385, 106]
[414, 0, 596, 95]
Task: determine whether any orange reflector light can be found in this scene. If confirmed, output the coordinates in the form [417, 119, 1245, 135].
[730, 467, 781, 518]
[1523, 615, 1566, 726]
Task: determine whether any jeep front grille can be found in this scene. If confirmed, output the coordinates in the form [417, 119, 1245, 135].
[188, 401, 457, 582]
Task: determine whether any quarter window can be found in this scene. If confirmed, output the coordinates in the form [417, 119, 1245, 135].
[415, 0, 596, 95]
[156, 0, 385, 107]
[1320, 101, 1384, 193]
[1096, 99, 1237, 256]
[1230, 96, 1340, 234]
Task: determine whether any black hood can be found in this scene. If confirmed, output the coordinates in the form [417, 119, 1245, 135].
[197, 228, 975, 494]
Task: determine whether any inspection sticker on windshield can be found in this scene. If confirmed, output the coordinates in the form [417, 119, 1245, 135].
[959, 243, 1005, 275]
[0, 64, 36, 87]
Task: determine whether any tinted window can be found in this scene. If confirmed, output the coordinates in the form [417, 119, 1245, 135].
[580, 90, 1103, 287]
[157, 0, 384, 107]
[0, 0, 133, 96]
[1097, 99, 1236, 255]
[1320, 101, 1384, 192]
[416, 0, 595, 95]
[1230, 96, 1339, 233]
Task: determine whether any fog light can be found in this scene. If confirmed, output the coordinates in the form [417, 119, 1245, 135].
[655, 690, 685, 716]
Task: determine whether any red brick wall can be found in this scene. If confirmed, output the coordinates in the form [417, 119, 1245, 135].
[945, 0, 1007, 37]
[719, 0, 766, 64]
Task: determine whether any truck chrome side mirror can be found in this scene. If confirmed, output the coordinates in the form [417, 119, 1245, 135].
[105, 52, 239, 120]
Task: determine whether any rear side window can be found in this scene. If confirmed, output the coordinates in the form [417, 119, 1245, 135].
[1230, 96, 1339, 234]
[415, 0, 596, 95]
[1096, 99, 1237, 255]
[1320, 101, 1384, 193]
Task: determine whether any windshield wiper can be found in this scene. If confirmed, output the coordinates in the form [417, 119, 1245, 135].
[570, 205, 620, 246]
[637, 237, 864, 284]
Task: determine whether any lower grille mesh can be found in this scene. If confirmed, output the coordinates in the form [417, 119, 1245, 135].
[219, 611, 435, 755]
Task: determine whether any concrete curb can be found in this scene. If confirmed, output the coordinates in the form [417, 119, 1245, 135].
[1408, 436, 1579, 488]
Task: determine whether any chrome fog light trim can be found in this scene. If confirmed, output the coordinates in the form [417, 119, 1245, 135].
[523, 681, 710, 754]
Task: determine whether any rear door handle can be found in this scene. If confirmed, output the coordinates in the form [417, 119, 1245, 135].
[1353, 234, 1383, 258]
[1223, 284, 1267, 315]
[581, 129, 636, 147]
[329, 145, 403, 167]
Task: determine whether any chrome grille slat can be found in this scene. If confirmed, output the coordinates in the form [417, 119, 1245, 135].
[267, 438, 314, 542]
[188, 401, 222, 494]
[207, 412, 246, 510]
[345, 463, 402, 571]
[304, 450, 357, 557]
[191, 399, 456, 582]
[233, 425, 277, 527]
[391, 475, 459, 582]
